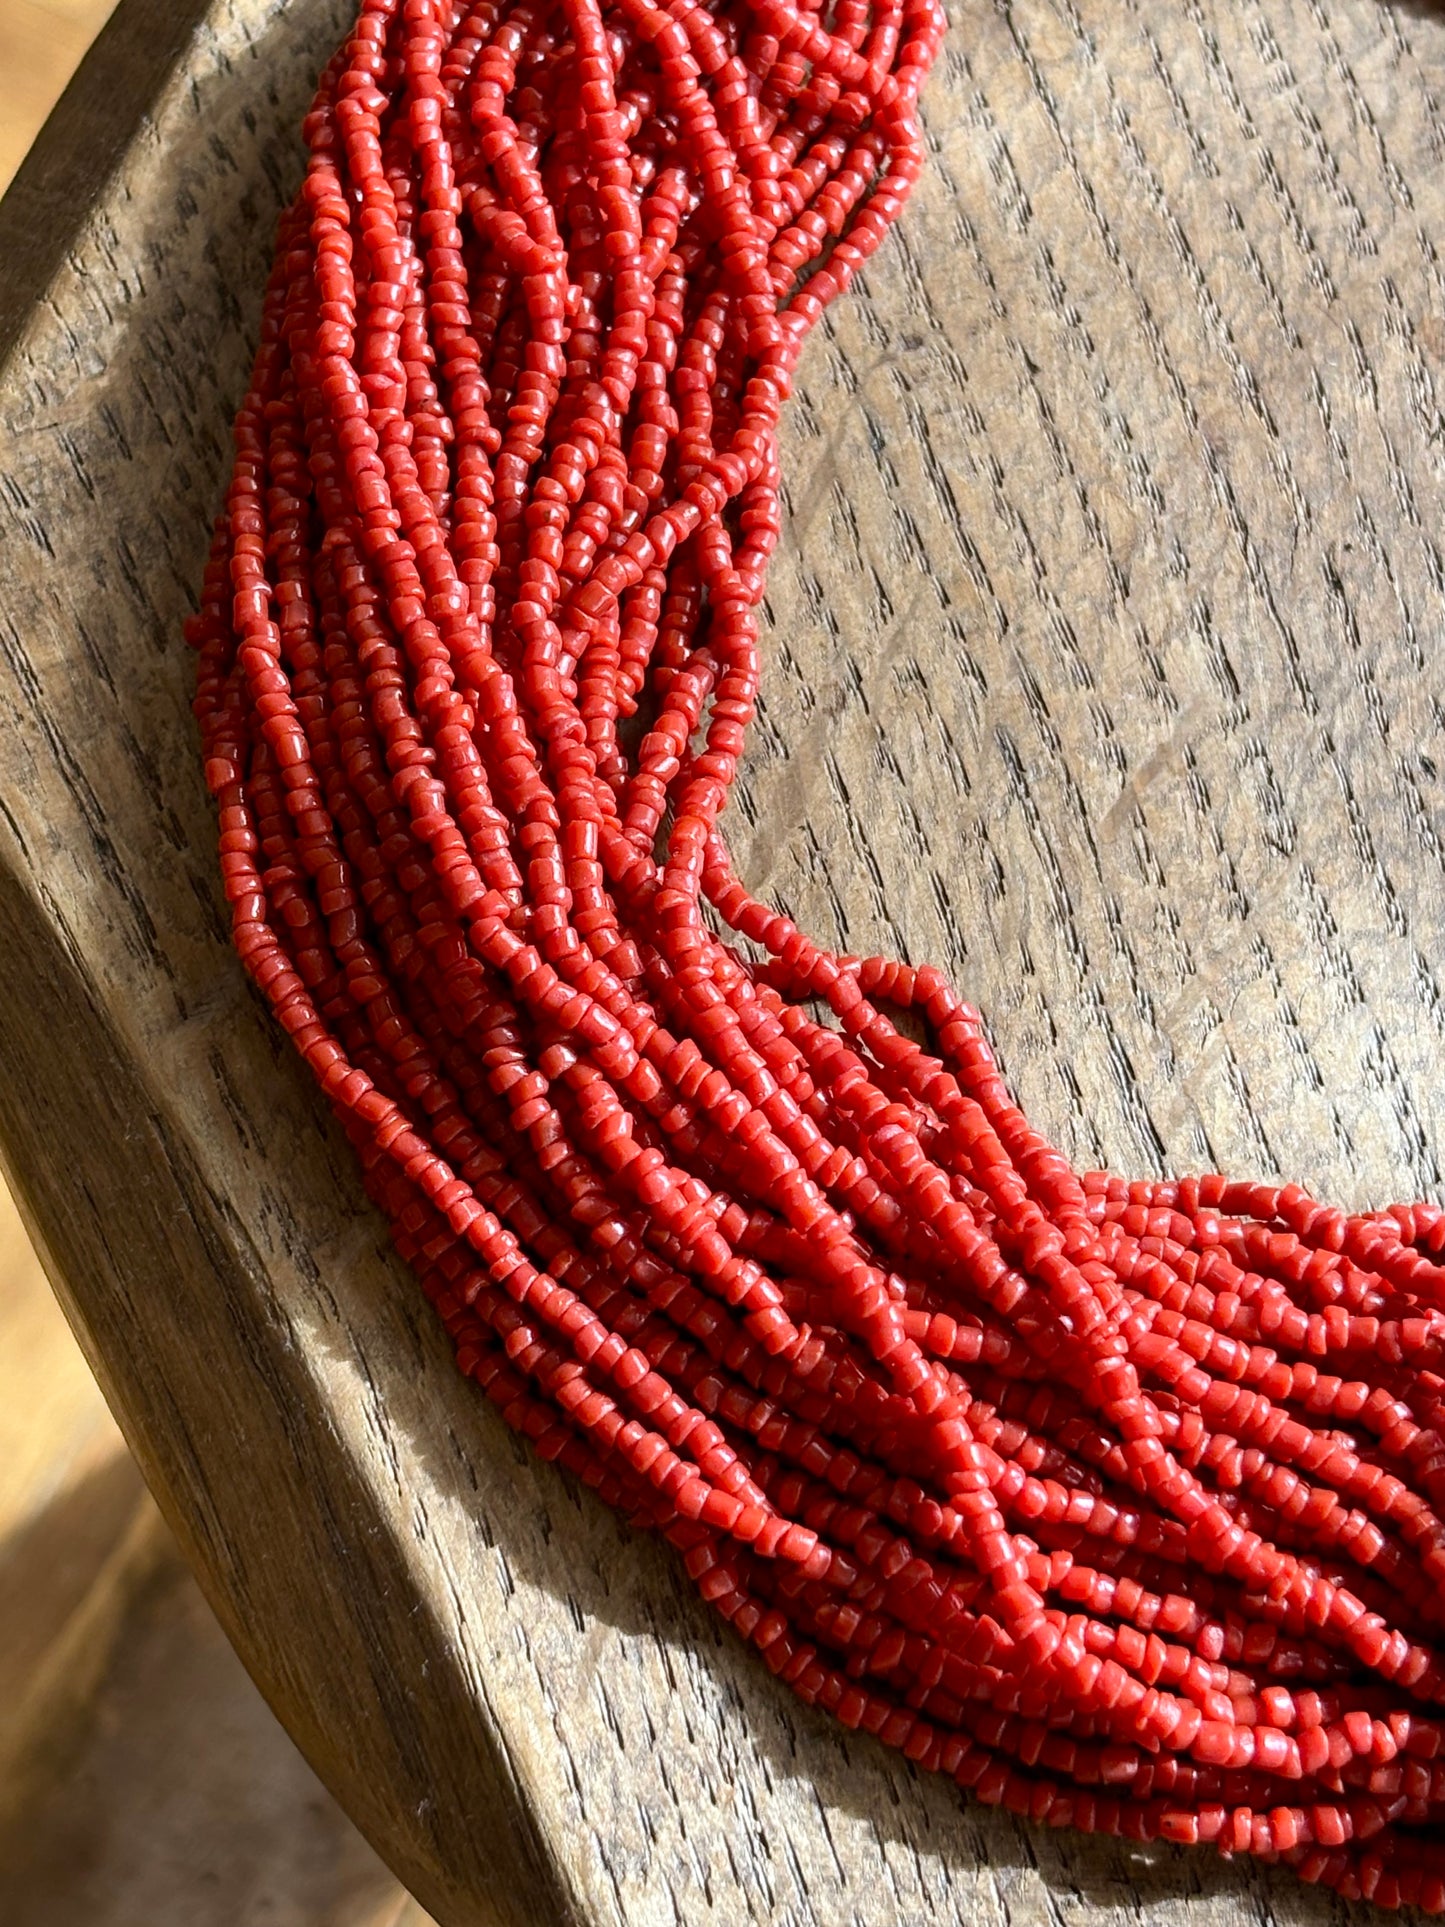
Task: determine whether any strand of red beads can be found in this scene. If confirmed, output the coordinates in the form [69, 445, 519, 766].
[188, 0, 1445, 1907]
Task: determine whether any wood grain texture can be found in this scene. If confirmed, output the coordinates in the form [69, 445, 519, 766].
[3, 0, 1445, 1921]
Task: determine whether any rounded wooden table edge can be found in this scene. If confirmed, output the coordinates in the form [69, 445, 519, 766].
[0, 856, 583, 1927]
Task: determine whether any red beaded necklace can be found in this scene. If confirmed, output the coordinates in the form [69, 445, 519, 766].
[188, 0, 1445, 1908]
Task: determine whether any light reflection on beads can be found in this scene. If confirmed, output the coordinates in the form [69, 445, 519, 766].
[189, 0, 1445, 1906]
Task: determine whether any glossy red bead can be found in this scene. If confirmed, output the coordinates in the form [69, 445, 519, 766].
[189, 0, 1445, 1907]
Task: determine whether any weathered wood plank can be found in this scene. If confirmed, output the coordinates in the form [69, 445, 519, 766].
[3, 0, 1444, 1921]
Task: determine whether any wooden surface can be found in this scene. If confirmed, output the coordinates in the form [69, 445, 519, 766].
[4, 0, 1445, 1922]
[0, 0, 118, 194]
[0, 14, 436, 1922]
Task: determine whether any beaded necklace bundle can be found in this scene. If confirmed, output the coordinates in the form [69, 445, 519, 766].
[188, 0, 1445, 1907]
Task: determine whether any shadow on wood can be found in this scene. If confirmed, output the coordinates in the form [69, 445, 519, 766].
[0, 1465, 428, 1927]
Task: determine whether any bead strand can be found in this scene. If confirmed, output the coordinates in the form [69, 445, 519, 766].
[190, 0, 1445, 1904]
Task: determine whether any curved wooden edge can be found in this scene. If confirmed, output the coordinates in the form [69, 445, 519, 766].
[0, 4, 583, 1919]
[0, 0, 212, 359]
[0, 850, 573, 1927]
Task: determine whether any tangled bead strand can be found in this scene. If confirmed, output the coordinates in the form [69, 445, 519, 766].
[190, 0, 1445, 1907]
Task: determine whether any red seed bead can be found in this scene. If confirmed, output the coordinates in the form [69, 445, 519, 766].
[188, 0, 1445, 1911]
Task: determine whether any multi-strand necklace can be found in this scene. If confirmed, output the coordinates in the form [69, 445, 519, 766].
[189, 0, 1445, 1907]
